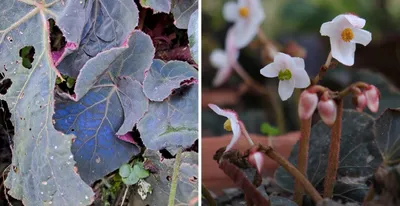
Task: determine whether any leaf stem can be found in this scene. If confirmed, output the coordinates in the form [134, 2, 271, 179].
[294, 118, 312, 205]
[323, 99, 343, 198]
[258, 145, 323, 203]
[202, 184, 217, 206]
[168, 148, 182, 206]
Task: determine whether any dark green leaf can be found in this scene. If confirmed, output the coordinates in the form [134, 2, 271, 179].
[374, 109, 400, 166]
[275, 110, 382, 203]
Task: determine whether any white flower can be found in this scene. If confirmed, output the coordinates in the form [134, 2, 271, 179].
[222, 0, 265, 48]
[260, 52, 310, 101]
[209, 29, 239, 86]
[320, 14, 372, 66]
[208, 104, 241, 151]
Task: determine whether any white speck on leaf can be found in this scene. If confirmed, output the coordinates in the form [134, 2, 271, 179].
[137, 179, 152, 200]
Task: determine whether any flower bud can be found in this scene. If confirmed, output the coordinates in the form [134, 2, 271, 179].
[298, 90, 318, 120]
[248, 151, 264, 173]
[318, 94, 337, 126]
[365, 85, 380, 113]
[353, 93, 367, 112]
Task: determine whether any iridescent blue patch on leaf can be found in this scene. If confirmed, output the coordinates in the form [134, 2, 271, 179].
[54, 31, 155, 184]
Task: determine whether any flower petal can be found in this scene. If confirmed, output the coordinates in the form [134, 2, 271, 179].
[274, 52, 294, 69]
[223, 2, 239, 22]
[260, 62, 280, 78]
[233, 19, 259, 48]
[226, 117, 241, 151]
[213, 65, 232, 87]
[320, 22, 339, 37]
[293, 69, 310, 88]
[208, 104, 230, 117]
[351, 28, 372, 46]
[208, 104, 241, 151]
[209, 49, 228, 69]
[225, 28, 239, 65]
[278, 80, 295, 101]
[330, 38, 355, 66]
[249, 0, 265, 25]
[343, 14, 366, 28]
[292, 57, 305, 71]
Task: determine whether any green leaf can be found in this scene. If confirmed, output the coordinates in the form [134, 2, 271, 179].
[123, 172, 140, 185]
[55, 77, 63, 84]
[133, 163, 150, 179]
[119, 164, 132, 178]
[66, 77, 75, 89]
[260, 122, 280, 136]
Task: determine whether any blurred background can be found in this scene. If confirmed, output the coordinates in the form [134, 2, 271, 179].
[201, 0, 400, 197]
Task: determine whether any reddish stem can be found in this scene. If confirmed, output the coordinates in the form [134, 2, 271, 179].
[258, 145, 323, 203]
[323, 99, 343, 198]
[294, 118, 312, 205]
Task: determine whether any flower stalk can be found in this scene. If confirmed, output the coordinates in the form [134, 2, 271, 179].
[294, 118, 312, 205]
[258, 145, 323, 203]
[323, 99, 343, 198]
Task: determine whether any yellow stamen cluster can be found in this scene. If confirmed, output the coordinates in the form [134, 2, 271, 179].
[278, 69, 292, 81]
[224, 119, 232, 131]
[239, 7, 249, 18]
[341, 28, 354, 42]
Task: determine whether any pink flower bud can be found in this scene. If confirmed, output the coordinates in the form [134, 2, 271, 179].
[317, 95, 337, 126]
[364, 85, 380, 113]
[249, 151, 264, 173]
[298, 90, 318, 120]
[354, 93, 367, 112]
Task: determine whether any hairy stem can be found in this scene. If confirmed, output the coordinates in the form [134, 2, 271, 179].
[259, 145, 323, 203]
[323, 99, 343, 198]
[202, 184, 217, 206]
[168, 148, 182, 206]
[324, 51, 332, 68]
[294, 118, 312, 205]
[312, 51, 333, 85]
[239, 121, 255, 147]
